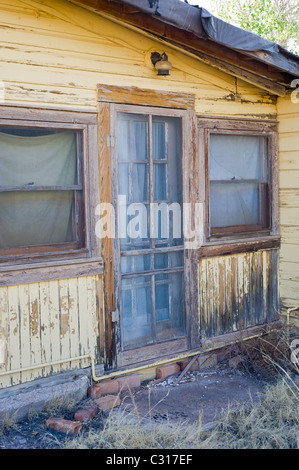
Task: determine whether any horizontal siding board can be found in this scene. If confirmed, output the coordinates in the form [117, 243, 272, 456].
[278, 96, 299, 312]
[280, 207, 299, 226]
[280, 243, 299, 262]
[279, 151, 299, 170]
[279, 170, 299, 189]
[280, 225, 299, 245]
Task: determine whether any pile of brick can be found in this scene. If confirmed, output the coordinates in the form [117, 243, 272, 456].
[45, 373, 141, 435]
[45, 354, 217, 435]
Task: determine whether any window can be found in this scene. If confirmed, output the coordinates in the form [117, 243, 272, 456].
[0, 127, 84, 256]
[202, 119, 278, 244]
[0, 108, 100, 272]
[209, 133, 270, 236]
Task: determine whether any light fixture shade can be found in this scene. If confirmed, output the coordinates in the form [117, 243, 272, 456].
[151, 52, 172, 76]
[155, 59, 172, 76]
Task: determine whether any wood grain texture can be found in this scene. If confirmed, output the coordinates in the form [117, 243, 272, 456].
[98, 102, 117, 369]
[98, 84, 195, 109]
[198, 250, 280, 339]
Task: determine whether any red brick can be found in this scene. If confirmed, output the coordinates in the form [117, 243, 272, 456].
[74, 404, 98, 423]
[88, 380, 119, 398]
[177, 360, 199, 372]
[45, 418, 82, 435]
[156, 364, 180, 380]
[116, 374, 141, 392]
[198, 354, 218, 369]
[94, 394, 121, 411]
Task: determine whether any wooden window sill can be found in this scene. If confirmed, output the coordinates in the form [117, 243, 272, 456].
[195, 235, 280, 259]
[0, 257, 104, 287]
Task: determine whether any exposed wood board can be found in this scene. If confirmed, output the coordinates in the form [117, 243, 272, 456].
[0, 260, 104, 288]
[99, 102, 116, 369]
[198, 250, 279, 339]
[98, 84, 195, 109]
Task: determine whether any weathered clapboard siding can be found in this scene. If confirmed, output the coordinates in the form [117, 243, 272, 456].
[0, 276, 102, 388]
[198, 250, 280, 339]
[278, 95, 299, 309]
[0, 0, 277, 118]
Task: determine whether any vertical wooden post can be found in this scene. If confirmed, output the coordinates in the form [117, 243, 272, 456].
[98, 103, 117, 369]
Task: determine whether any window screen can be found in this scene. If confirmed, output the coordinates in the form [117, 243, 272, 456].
[209, 134, 270, 235]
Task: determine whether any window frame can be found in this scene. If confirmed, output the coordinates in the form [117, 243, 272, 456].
[207, 128, 272, 239]
[198, 117, 279, 255]
[0, 106, 102, 283]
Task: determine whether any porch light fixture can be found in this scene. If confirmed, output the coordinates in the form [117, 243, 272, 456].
[151, 52, 172, 76]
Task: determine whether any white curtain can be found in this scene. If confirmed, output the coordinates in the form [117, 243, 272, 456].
[210, 134, 267, 228]
[0, 130, 77, 248]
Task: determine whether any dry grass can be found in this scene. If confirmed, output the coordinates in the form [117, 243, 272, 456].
[199, 379, 299, 449]
[60, 324, 299, 450]
[220, 324, 299, 380]
[62, 409, 201, 449]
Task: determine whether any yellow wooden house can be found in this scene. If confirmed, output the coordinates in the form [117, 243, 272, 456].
[0, 0, 298, 388]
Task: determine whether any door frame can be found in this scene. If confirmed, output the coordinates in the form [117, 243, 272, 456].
[98, 85, 200, 370]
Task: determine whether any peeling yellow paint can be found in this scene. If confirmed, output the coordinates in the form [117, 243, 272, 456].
[30, 299, 39, 337]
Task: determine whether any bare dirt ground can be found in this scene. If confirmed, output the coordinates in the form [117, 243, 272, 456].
[0, 360, 267, 449]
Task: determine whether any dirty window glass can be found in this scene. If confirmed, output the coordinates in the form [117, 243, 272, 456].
[0, 128, 83, 251]
[209, 134, 270, 234]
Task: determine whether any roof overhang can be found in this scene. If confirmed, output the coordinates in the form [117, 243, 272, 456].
[69, 0, 299, 96]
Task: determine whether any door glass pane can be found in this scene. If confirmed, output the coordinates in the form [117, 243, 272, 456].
[117, 114, 148, 162]
[154, 164, 167, 201]
[152, 116, 182, 246]
[121, 255, 151, 274]
[153, 121, 167, 160]
[155, 272, 185, 342]
[154, 251, 184, 269]
[132, 163, 149, 202]
[121, 277, 152, 349]
[118, 163, 130, 197]
[132, 120, 148, 161]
